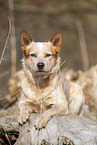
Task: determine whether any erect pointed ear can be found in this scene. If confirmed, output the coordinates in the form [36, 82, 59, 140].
[49, 31, 62, 52]
[21, 30, 33, 50]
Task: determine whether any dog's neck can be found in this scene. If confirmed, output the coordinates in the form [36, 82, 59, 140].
[33, 74, 51, 89]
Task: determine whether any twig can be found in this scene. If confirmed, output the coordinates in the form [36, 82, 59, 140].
[59, 60, 66, 68]
[9, 0, 16, 75]
[0, 17, 11, 64]
[75, 19, 89, 71]
[0, 71, 9, 79]
[0, 97, 6, 101]
[3, 88, 21, 109]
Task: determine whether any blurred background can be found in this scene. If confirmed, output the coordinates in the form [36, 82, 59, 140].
[0, 0, 97, 107]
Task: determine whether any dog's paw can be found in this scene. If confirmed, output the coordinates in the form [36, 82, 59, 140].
[34, 116, 48, 130]
[18, 110, 30, 125]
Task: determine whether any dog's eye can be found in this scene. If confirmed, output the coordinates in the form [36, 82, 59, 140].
[46, 54, 52, 57]
[29, 54, 36, 57]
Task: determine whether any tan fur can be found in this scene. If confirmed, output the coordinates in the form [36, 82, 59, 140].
[18, 31, 85, 129]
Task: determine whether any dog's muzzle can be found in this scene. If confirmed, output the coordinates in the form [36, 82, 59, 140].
[36, 62, 51, 77]
[37, 62, 45, 70]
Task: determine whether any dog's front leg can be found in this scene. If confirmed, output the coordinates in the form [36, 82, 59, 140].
[34, 104, 68, 130]
[18, 101, 32, 125]
[18, 95, 40, 125]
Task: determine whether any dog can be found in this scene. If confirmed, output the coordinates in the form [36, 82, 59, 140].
[18, 30, 85, 130]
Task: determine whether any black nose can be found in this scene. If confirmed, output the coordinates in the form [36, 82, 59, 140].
[37, 62, 44, 70]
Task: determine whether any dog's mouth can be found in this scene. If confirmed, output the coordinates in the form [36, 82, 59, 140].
[35, 69, 50, 76]
[36, 70, 48, 73]
[36, 70, 45, 73]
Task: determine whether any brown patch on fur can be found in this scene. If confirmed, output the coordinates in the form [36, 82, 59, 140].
[25, 102, 40, 113]
[21, 30, 33, 57]
[50, 45, 58, 61]
[49, 31, 62, 63]
[49, 31, 62, 52]
[34, 75, 51, 89]
[23, 49, 30, 58]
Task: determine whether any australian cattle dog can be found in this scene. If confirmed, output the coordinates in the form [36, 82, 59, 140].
[18, 31, 85, 130]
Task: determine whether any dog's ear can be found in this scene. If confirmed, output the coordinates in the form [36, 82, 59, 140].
[21, 30, 33, 50]
[49, 31, 62, 52]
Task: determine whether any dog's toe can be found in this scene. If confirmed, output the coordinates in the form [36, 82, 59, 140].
[18, 115, 23, 125]
[34, 116, 47, 130]
[43, 126, 45, 129]
[18, 111, 30, 125]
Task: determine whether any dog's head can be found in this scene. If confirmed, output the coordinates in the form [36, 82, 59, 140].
[21, 31, 62, 76]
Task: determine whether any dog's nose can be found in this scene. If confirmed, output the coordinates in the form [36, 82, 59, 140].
[37, 62, 44, 70]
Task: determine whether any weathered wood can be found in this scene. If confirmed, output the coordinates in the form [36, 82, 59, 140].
[0, 113, 97, 144]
